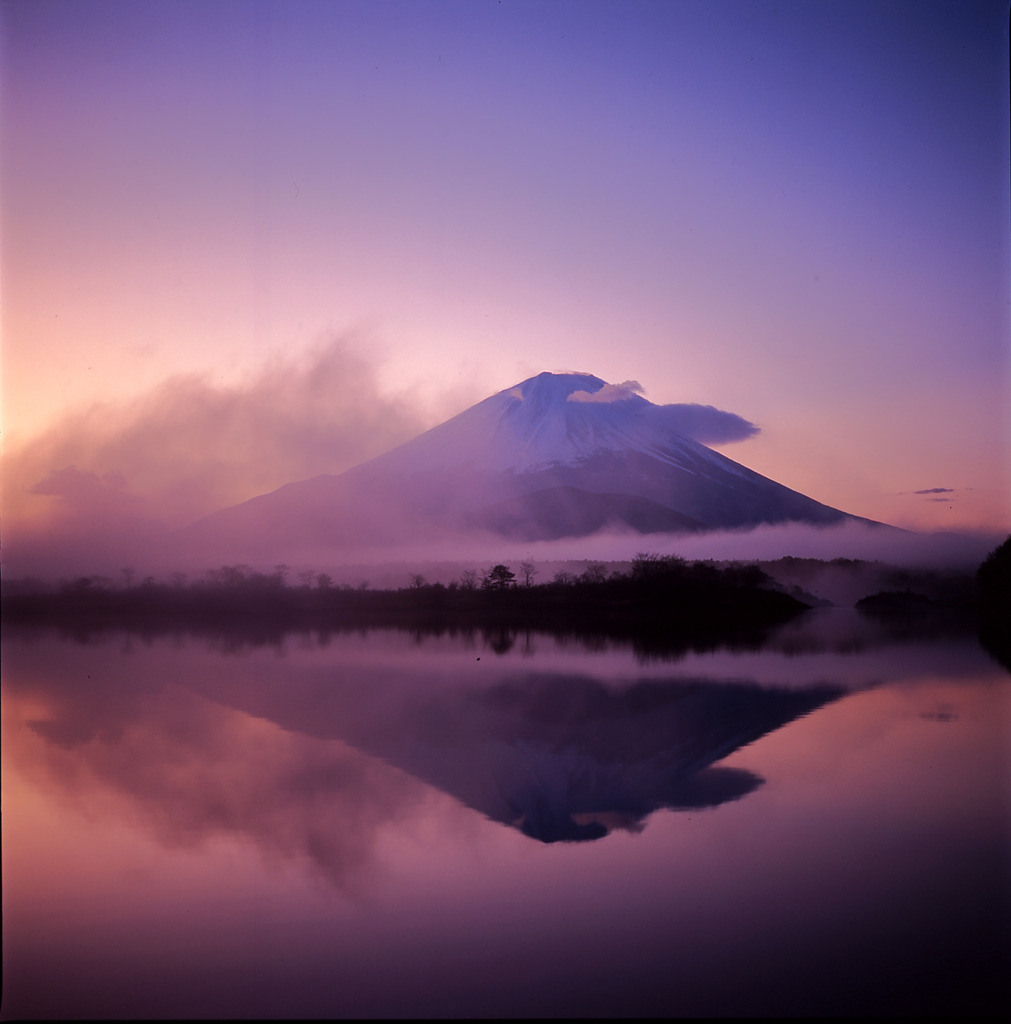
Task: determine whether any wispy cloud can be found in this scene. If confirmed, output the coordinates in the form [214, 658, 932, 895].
[6, 658, 429, 892]
[6, 335, 432, 532]
[3, 336, 444, 576]
[29, 466, 136, 508]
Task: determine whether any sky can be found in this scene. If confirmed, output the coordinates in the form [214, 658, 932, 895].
[2, 0, 1009, 566]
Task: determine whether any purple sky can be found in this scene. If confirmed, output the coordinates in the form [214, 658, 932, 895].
[2, 0, 1008, 539]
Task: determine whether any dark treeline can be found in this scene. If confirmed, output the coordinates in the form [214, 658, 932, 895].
[5, 541, 1008, 665]
[3, 553, 808, 652]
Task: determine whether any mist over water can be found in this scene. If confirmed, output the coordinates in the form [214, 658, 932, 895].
[4, 517, 1001, 595]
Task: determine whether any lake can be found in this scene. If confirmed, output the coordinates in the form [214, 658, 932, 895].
[2, 611, 1008, 1018]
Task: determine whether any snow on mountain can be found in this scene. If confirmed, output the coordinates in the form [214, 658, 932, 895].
[181, 371, 878, 557]
[354, 371, 736, 476]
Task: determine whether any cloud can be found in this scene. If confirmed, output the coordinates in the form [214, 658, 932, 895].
[29, 466, 134, 508]
[6, 657, 429, 891]
[2, 335, 452, 577]
[565, 379, 759, 444]
[6, 335, 434, 533]
[568, 380, 644, 403]
[914, 487, 955, 495]
[648, 403, 760, 445]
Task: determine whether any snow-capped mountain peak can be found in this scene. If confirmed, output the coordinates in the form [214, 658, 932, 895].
[359, 371, 707, 477]
[183, 370, 878, 555]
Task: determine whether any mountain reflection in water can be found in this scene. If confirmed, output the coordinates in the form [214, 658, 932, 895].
[195, 668, 844, 843]
[3, 620, 1007, 1019]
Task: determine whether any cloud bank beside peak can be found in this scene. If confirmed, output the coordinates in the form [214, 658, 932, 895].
[565, 379, 759, 445]
[5, 336, 434, 535]
[649, 403, 760, 446]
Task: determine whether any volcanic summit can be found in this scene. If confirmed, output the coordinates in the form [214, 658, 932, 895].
[184, 371, 875, 555]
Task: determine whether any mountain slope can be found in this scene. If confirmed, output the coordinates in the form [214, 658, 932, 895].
[183, 371, 878, 555]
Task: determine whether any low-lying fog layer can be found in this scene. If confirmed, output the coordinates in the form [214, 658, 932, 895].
[4, 520, 1002, 614]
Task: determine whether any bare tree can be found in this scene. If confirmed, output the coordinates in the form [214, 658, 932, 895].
[581, 561, 608, 584]
[519, 560, 538, 586]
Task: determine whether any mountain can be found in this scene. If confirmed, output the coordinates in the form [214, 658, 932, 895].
[182, 371, 877, 557]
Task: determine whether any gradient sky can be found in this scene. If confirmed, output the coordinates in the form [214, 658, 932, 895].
[2, 0, 1009, 539]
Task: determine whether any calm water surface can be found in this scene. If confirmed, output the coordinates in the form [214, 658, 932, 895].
[3, 612, 1008, 1018]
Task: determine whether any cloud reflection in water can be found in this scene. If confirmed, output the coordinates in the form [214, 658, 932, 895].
[4, 624, 1006, 1019]
[7, 628, 851, 874]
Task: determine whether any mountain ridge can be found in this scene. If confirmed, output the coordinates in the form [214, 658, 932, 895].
[182, 371, 882, 555]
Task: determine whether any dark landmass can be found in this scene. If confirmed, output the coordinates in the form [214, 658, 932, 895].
[855, 590, 944, 614]
[756, 554, 980, 607]
[4, 540, 1007, 665]
[853, 587, 977, 626]
[840, 535, 1011, 672]
[3, 554, 808, 656]
[976, 535, 1011, 672]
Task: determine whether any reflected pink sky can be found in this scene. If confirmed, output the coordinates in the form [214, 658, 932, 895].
[2, 626, 1007, 1017]
[2, 0, 1008, 543]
